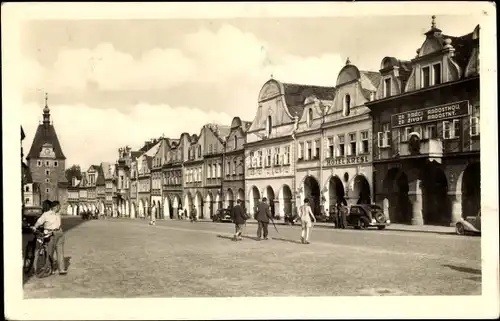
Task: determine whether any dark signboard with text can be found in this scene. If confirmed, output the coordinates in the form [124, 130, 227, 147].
[391, 100, 470, 128]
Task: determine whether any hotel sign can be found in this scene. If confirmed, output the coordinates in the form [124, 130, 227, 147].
[326, 155, 369, 166]
[391, 100, 470, 128]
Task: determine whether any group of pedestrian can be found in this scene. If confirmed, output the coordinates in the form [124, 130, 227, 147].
[230, 197, 317, 244]
[333, 199, 349, 229]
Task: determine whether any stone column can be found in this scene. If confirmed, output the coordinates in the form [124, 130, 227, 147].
[450, 192, 462, 226]
[274, 199, 282, 220]
[409, 179, 424, 225]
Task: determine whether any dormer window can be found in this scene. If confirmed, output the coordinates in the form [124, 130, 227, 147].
[422, 63, 441, 88]
[384, 78, 392, 97]
[266, 116, 272, 136]
[306, 108, 313, 127]
[343, 94, 351, 116]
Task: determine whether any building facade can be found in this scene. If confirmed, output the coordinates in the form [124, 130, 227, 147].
[25, 95, 68, 208]
[164, 138, 184, 219]
[183, 132, 205, 218]
[222, 117, 251, 211]
[245, 79, 314, 220]
[203, 125, 229, 218]
[365, 18, 480, 226]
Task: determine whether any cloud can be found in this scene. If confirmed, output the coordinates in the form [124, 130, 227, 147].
[21, 24, 346, 167]
[21, 102, 232, 169]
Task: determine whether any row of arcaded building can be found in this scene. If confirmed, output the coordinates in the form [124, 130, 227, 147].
[24, 17, 480, 226]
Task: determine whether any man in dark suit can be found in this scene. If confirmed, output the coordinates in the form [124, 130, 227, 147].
[231, 199, 246, 241]
[255, 197, 272, 240]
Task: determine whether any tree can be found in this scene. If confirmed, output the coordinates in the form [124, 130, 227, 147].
[65, 164, 82, 183]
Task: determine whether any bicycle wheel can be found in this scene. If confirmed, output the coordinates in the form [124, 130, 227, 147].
[23, 243, 35, 274]
[33, 246, 52, 278]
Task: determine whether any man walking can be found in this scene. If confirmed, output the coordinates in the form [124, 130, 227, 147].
[32, 201, 67, 275]
[296, 198, 316, 244]
[255, 197, 272, 240]
[231, 199, 247, 241]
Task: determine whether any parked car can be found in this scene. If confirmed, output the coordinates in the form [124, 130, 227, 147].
[213, 209, 233, 223]
[346, 204, 391, 230]
[455, 211, 481, 235]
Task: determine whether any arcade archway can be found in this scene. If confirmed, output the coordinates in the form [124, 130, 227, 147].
[303, 176, 321, 216]
[278, 185, 292, 218]
[194, 192, 203, 218]
[249, 186, 261, 215]
[328, 175, 345, 212]
[383, 168, 411, 224]
[163, 196, 172, 219]
[351, 175, 371, 204]
[461, 162, 480, 218]
[131, 202, 137, 218]
[225, 189, 234, 209]
[422, 166, 450, 225]
[215, 192, 222, 211]
[184, 193, 193, 212]
[264, 186, 276, 218]
[67, 204, 73, 215]
[205, 193, 213, 219]
[138, 199, 144, 218]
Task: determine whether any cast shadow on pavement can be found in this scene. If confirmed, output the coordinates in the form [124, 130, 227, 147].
[442, 264, 481, 275]
[272, 237, 303, 245]
[216, 235, 263, 241]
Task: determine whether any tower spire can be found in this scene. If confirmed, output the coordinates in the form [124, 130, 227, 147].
[431, 15, 436, 29]
[43, 92, 51, 125]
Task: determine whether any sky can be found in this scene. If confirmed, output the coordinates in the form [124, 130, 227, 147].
[19, 11, 483, 170]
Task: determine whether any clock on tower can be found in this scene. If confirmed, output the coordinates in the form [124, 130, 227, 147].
[39, 143, 56, 158]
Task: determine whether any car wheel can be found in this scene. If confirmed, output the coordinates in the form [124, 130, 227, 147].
[377, 226, 386, 230]
[456, 223, 465, 235]
[374, 212, 386, 223]
[358, 217, 369, 230]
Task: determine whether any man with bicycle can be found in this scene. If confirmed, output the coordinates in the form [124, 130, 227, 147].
[32, 200, 67, 275]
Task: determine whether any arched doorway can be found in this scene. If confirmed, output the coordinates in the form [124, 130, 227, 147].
[461, 162, 480, 218]
[138, 199, 144, 218]
[383, 168, 411, 224]
[351, 175, 371, 204]
[237, 188, 245, 211]
[328, 175, 345, 213]
[422, 166, 450, 225]
[194, 192, 203, 218]
[249, 186, 261, 215]
[264, 186, 276, 218]
[163, 196, 171, 219]
[278, 185, 292, 218]
[215, 192, 222, 211]
[205, 193, 213, 219]
[184, 193, 193, 213]
[225, 189, 234, 209]
[303, 176, 321, 216]
[131, 202, 136, 218]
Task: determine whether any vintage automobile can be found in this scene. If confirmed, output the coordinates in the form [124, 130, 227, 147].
[346, 204, 391, 230]
[455, 211, 481, 235]
[212, 209, 233, 223]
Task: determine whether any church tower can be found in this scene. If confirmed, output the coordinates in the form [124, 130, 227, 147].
[26, 94, 69, 205]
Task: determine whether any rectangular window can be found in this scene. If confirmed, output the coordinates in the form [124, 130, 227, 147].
[328, 137, 334, 158]
[54, 161, 58, 167]
[258, 151, 263, 167]
[422, 66, 430, 88]
[45, 161, 50, 166]
[37, 160, 42, 167]
[348, 133, 356, 156]
[433, 63, 441, 85]
[45, 178, 50, 183]
[226, 161, 231, 176]
[284, 146, 290, 165]
[249, 152, 255, 168]
[299, 142, 304, 160]
[443, 119, 461, 139]
[360, 131, 369, 154]
[338, 135, 345, 156]
[217, 163, 222, 177]
[233, 160, 237, 175]
[423, 124, 436, 139]
[266, 148, 272, 166]
[384, 78, 392, 97]
[46, 188, 50, 193]
[470, 105, 480, 136]
[401, 127, 412, 142]
[307, 141, 312, 160]
[274, 147, 280, 165]
[314, 139, 320, 159]
[209, 144, 213, 154]
[45, 170, 50, 176]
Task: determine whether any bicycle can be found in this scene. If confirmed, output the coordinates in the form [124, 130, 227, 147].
[23, 227, 54, 278]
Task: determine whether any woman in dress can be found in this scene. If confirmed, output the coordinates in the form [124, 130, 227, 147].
[296, 198, 317, 244]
